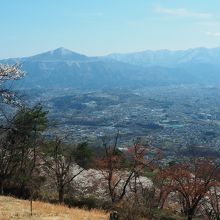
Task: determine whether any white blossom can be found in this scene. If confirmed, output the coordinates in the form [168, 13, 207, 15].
[0, 63, 24, 105]
[0, 63, 25, 80]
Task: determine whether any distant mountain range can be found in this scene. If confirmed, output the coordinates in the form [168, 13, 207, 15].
[106, 47, 220, 67]
[2, 47, 220, 89]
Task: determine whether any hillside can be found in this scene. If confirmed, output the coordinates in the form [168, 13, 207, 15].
[0, 196, 108, 220]
[2, 47, 220, 89]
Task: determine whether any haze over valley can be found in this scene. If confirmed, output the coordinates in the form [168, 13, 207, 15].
[2, 47, 220, 158]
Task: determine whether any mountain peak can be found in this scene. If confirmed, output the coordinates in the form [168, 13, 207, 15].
[28, 47, 88, 62]
[51, 47, 75, 55]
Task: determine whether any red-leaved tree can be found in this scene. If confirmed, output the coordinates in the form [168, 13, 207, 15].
[160, 158, 220, 220]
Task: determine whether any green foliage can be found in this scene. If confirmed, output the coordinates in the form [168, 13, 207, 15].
[12, 104, 48, 138]
[1, 104, 49, 198]
[41, 139, 77, 161]
[144, 170, 157, 179]
[74, 142, 93, 169]
[168, 160, 177, 167]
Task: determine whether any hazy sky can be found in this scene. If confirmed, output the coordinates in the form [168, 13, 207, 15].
[1, 0, 220, 58]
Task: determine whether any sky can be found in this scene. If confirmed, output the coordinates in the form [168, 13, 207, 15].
[1, 0, 220, 58]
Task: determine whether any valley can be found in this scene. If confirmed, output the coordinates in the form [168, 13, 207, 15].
[25, 85, 220, 160]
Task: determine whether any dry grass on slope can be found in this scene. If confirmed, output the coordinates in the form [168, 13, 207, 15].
[0, 196, 108, 220]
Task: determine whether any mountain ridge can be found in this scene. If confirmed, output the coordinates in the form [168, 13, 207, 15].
[2, 47, 220, 89]
[106, 47, 220, 67]
[3, 46, 220, 63]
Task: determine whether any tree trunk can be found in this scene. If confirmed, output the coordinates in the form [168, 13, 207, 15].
[0, 180, 4, 195]
[187, 209, 195, 220]
[187, 215, 193, 220]
[30, 196, 33, 216]
[58, 186, 64, 203]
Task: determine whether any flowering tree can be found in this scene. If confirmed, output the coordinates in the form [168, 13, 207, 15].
[96, 134, 161, 204]
[0, 63, 24, 105]
[96, 133, 128, 204]
[202, 185, 220, 219]
[42, 138, 85, 203]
